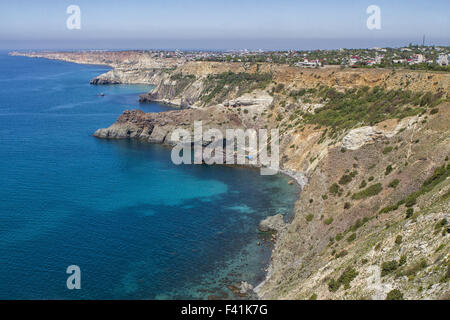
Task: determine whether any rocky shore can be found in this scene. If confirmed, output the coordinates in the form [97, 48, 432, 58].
[12, 50, 450, 300]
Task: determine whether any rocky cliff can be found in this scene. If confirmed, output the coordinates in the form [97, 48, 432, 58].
[12, 51, 450, 299]
[94, 65, 450, 300]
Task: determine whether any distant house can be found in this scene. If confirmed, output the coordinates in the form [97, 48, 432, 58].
[296, 59, 321, 68]
[349, 56, 360, 66]
[406, 54, 425, 65]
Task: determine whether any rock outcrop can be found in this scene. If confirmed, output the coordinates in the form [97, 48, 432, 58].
[258, 214, 286, 233]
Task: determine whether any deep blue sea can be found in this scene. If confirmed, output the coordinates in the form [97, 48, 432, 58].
[0, 52, 299, 299]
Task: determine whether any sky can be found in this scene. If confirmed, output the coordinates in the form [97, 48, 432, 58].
[0, 0, 449, 50]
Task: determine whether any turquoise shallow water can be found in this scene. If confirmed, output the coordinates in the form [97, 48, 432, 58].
[0, 52, 299, 299]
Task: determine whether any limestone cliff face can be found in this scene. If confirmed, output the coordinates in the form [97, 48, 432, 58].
[256, 105, 450, 300]
[94, 106, 246, 144]
[96, 102, 450, 300]
[131, 64, 450, 107]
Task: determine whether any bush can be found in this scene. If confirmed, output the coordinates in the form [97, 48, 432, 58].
[347, 233, 356, 242]
[405, 194, 417, 207]
[386, 289, 404, 300]
[359, 180, 367, 189]
[381, 260, 398, 276]
[383, 146, 394, 154]
[328, 267, 358, 292]
[329, 183, 342, 196]
[406, 208, 414, 218]
[350, 219, 364, 232]
[388, 179, 400, 188]
[352, 183, 383, 200]
[309, 293, 317, 300]
[338, 267, 358, 289]
[344, 202, 351, 209]
[399, 255, 407, 266]
[385, 165, 393, 175]
[306, 214, 314, 222]
[379, 203, 399, 214]
[395, 235, 403, 245]
[339, 174, 353, 185]
[324, 217, 334, 225]
[435, 218, 448, 230]
[328, 278, 339, 292]
[430, 108, 439, 115]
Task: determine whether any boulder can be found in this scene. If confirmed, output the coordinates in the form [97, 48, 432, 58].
[258, 214, 286, 232]
[239, 281, 254, 295]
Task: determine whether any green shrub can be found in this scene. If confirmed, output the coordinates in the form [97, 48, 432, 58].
[336, 233, 343, 241]
[430, 108, 439, 115]
[338, 267, 358, 289]
[388, 179, 400, 188]
[328, 267, 358, 292]
[368, 176, 374, 181]
[352, 183, 383, 200]
[306, 214, 314, 222]
[386, 289, 404, 300]
[324, 217, 334, 225]
[359, 180, 367, 189]
[381, 260, 398, 276]
[383, 146, 394, 154]
[347, 233, 356, 242]
[329, 183, 342, 196]
[405, 194, 417, 207]
[385, 165, 393, 175]
[406, 208, 414, 218]
[328, 278, 339, 292]
[309, 293, 317, 300]
[344, 202, 351, 209]
[379, 203, 399, 214]
[434, 218, 448, 231]
[399, 255, 407, 266]
[350, 219, 364, 231]
[440, 264, 450, 283]
[339, 174, 353, 185]
[395, 235, 403, 245]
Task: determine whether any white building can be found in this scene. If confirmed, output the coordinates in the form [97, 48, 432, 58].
[408, 54, 425, 65]
[437, 54, 449, 66]
[296, 59, 321, 68]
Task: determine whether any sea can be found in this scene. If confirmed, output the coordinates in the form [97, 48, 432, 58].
[0, 51, 299, 299]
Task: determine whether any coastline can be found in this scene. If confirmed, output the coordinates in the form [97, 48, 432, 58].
[9, 51, 304, 299]
[8, 51, 449, 300]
